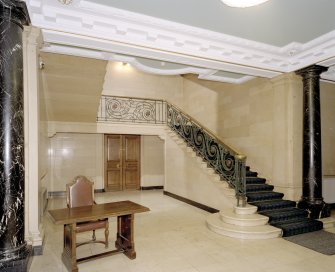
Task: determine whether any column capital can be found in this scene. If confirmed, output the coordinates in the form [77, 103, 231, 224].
[295, 65, 328, 79]
[0, 0, 31, 27]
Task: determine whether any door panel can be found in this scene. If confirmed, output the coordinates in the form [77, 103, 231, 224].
[123, 135, 140, 190]
[105, 135, 122, 191]
[105, 134, 140, 191]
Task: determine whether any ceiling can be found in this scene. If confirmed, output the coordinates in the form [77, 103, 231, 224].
[26, 0, 335, 83]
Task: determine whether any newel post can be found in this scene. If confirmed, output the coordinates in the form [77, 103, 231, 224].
[234, 154, 247, 207]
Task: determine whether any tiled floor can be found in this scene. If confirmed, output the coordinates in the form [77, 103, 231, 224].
[30, 190, 335, 272]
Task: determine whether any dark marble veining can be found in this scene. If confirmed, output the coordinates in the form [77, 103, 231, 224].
[0, 0, 30, 270]
[296, 65, 330, 219]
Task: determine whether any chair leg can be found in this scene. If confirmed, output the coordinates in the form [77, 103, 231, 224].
[92, 230, 96, 241]
[105, 222, 109, 248]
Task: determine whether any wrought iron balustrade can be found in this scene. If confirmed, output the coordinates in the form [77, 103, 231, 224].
[166, 103, 247, 206]
[97, 95, 247, 206]
[97, 96, 166, 124]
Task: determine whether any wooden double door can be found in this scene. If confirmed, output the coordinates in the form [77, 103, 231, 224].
[105, 134, 140, 191]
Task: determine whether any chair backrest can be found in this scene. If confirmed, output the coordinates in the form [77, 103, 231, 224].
[66, 176, 95, 208]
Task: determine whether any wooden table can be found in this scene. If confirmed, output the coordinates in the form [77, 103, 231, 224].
[48, 201, 150, 272]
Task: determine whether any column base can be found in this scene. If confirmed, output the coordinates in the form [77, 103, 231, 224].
[0, 244, 32, 272]
[297, 198, 331, 219]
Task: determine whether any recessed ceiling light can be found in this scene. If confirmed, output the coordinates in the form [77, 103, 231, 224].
[221, 0, 270, 8]
[58, 0, 73, 5]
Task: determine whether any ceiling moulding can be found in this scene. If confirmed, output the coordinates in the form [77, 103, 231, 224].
[41, 31, 280, 80]
[41, 43, 254, 84]
[28, 0, 335, 82]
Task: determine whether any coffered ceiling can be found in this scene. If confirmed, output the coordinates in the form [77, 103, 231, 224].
[26, 0, 335, 83]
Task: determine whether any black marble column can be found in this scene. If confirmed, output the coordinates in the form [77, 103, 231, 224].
[0, 1, 31, 271]
[295, 65, 330, 219]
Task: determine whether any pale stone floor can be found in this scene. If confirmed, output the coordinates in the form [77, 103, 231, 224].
[30, 190, 335, 272]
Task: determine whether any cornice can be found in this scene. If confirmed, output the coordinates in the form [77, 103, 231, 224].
[26, 0, 335, 84]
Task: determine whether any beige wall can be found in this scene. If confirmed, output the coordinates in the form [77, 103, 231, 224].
[182, 75, 222, 133]
[164, 133, 234, 210]
[102, 62, 184, 108]
[321, 82, 335, 175]
[49, 133, 104, 192]
[181, 74, 304, 200]
[48, 132, 165, 192]
[141, 136, 165, 187]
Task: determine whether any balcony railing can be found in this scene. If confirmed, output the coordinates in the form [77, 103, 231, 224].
[97, 96, 166, 124]
[97, 95, 247, 206]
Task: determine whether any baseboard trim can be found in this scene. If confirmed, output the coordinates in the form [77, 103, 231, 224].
[48, 189, 105, 198]
[48, 191, 65, 198]
[141, 186, 164, 190]
[32, 245, 43, 256]
[163, 191, 219, 213]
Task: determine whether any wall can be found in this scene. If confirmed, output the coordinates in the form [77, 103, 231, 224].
[182, 75, 222, 133]
[48, 132, 166, 192]
[164, 133, 234, 210]
[49, 133, 104, 192]
[102, 61, 184, 108]
[141, 136, 165, 187]
[180, 74, 304, 200]
[321, 81, 335, 176]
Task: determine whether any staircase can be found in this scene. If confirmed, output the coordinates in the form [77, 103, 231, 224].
[97, 95, 329, 239]
[167, 124, 324, 238]
[245, 166, 323, 237]
[207, 165, 325, 239]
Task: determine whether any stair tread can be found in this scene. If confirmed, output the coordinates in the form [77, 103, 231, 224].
[272, 217, 321, 227]
[251, 199, 296, 212]
[246, 177, 267, 184]
[246, 171, 258, 177]
[272, 218, 323, 237]
[259, 208, 308, 223]
[247, 191, 284, 202]
[260, 207, 307, 216]
[246, 184, 274, 192]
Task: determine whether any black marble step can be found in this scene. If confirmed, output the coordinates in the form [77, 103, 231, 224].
[246, 177, 267, 184]
[251, 199, 296, 212]
[271, 218, 323, 237]
[246, 171, 258, 177]
[246, 184, 274, 192]
[259, 207, 308, 224]
[247, 191, 284, 202]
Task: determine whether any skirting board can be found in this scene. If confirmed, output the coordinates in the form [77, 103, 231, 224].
[48, 189, 105, 198]
[163, 191, 219, 213]
[140, 186, 164, 190]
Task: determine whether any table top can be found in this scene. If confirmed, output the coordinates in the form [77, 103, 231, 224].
[48, 200, 150, 225]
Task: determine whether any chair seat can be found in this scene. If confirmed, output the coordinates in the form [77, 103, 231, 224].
[76, 219, 108, 233]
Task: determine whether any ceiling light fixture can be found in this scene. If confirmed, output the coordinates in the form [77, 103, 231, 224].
[58, 0, 73, 5]
[221, 0, 270, 8]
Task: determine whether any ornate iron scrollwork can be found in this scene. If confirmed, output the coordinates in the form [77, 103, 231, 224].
[98, 96, 166, 124]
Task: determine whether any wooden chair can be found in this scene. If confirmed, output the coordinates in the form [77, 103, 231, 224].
[66, 175, 109, 248]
